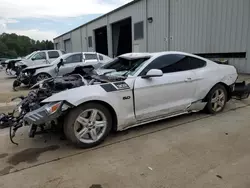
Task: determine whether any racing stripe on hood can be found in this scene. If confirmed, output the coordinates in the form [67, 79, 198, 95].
[101, 82, 130, 92]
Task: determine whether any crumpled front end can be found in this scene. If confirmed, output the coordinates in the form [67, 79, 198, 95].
[15, 69, 36, 86]
[23, 101, 72, 126]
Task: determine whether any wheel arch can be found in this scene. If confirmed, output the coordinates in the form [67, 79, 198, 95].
[35, 71, 52, 77]
[202, 82, 231, 102]
[76, 100, 118, 132]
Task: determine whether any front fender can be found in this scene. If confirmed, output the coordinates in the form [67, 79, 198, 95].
[33, 67, 54, 77]
[42, 85, 112, 105]
[42, 82, 135, 129]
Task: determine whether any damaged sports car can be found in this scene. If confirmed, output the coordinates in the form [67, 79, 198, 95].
[8, 51, 250, 148]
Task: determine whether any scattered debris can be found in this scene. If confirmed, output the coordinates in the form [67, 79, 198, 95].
[216, 175, 223, 179]
[0, 166, 13, 176]
[89, 184, 103, 188]
[0, 153, 8, 159]
[148, 167, 153, 171]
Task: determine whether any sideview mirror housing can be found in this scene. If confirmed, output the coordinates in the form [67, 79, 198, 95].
[141, 69, 163, 79]
[31, 57, 35, 61]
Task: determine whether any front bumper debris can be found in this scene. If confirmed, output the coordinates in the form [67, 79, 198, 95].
[232, 81, 250, 100]
[18, 72, 31, 83]
[23, 104, 63, 126]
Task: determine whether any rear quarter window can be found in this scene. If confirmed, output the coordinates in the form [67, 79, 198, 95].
[48, 51, 60, 58]
[85, 54, 97, 60]
[98, 55, 104, 60]
[188, 57, 206, 69]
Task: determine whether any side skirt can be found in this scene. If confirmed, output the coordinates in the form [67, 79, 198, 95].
[120, 100, 207, 131]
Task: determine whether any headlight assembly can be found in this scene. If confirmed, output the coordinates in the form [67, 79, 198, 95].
[15, 62, 24, 67]
[45, 102, 62, 114]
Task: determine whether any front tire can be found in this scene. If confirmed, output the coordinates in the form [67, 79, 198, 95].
[36, 73, 51, 83]
[64, 103, 112, 148]
[205, 84, 227, 114]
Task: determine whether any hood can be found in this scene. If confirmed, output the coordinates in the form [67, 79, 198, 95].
[19, 59, 47, 67]
[23, 63, 53, 71]
[42, 84, 106, 105]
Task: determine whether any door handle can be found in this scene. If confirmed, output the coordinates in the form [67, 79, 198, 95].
[185, 78, 192, 82]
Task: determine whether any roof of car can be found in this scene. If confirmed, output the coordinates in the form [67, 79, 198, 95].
[119, 51, 194, 60]
[119, 53, 152, 59]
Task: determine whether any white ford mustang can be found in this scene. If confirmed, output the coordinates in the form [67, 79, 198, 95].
[24, 51, 239, 148]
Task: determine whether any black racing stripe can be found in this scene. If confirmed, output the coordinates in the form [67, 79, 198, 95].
[101, 84, 117, 92]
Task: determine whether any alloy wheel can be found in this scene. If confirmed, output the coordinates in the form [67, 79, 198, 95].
[36, 74, 50, 82]
[73, 109, 107, 144]
[211, 88, 226, 112]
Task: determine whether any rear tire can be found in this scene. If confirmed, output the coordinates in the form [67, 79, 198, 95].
[205, 84, 227, 114]
[64, 102, 112, 148]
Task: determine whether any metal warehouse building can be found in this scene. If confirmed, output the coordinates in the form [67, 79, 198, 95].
[54, 0, 250, 73]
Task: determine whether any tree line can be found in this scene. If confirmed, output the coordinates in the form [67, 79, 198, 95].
[0, 33, 54, 58]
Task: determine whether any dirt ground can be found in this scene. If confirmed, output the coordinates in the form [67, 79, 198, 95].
[0, 70, 250, 188]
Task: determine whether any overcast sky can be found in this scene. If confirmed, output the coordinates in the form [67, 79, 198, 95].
[0, 0, 132, 40]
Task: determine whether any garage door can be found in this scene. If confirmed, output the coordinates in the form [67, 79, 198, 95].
[64, 39, 72, 53]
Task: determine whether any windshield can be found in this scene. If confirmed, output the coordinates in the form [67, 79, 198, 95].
[25, 51, 37, 59]
[101, 57, 149, 76]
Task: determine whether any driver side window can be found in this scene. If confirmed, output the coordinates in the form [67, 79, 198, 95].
[65, 54, 82, 64]
[33, 52, 46, 60]
[140, 54, 189, 75]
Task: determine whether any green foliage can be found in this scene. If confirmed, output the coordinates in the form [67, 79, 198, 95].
[0, 33, 54, 58]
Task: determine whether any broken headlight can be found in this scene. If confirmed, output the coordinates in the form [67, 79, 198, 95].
[45, 101, 62, 115]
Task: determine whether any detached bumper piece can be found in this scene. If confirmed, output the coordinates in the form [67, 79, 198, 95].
[232, 81, 250, 100]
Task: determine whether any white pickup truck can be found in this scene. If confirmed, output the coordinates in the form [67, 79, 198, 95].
[17, 50, 65, 67]
[6, 50, 65, 76]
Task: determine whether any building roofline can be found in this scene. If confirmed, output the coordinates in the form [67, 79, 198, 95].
[53, 0, 141, 40]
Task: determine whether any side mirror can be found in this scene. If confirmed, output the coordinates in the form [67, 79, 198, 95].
[57, 59, 65, 68]
[141, 69, 163, 79]
[31, 57, 35, 61]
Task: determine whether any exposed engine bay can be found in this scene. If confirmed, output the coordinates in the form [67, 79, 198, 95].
[1, 67, 127, 144]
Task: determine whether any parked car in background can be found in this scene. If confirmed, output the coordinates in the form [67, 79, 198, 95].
[22, 51, 243, 148]
[0, 58, 8, 67]
[13, 52, 112, 87]
[5, 51, 39, 75]
[15, 50, 65, 68]
[5, 50, 65, 76]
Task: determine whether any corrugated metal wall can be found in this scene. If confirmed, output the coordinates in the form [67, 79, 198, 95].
[81, 26, 87, 52]
[71, 29, 81, 52]
[169, 0, 250, 73]
[54, 0, 250, 73]
[247, 2, 250, 74]
[169, 0, 249, 53]
[147, 0, 169, 52]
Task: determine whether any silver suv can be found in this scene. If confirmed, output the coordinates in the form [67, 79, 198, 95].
[17, 52, 112, 85]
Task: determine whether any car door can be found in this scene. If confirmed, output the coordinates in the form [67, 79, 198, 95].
[83, 53, 100, 68]
[134, 54, 197, 121]
[47, 51, 60, 63]
[31, 52, 48, 65]
[57, 53, 83, 76]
